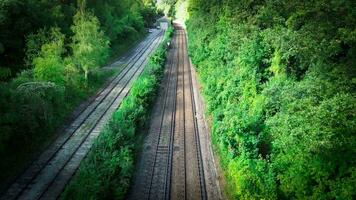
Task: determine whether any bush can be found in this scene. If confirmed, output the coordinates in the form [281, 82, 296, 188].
[0, 71, 66, 185]
[33, 28, 66, 85]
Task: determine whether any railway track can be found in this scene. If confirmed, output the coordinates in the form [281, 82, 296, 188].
[1, 28, 166, 200]
[183, 27, 207, 200]
[128, 24, 207, 200]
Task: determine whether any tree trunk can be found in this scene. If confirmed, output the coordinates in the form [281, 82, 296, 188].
[84, 70, 88, 85]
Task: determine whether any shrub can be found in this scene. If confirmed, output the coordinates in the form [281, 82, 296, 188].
[33, 28, 66, 85]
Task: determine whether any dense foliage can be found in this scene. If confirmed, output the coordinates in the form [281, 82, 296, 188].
[0, 0, 160, 190]
[0, 0, 75, 75]
[61, 26, 174, 200]
[0, 0, 158, 77]
[185, 0, 356, 199]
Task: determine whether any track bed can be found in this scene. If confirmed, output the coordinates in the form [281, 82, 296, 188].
[128, 24, 222, 200]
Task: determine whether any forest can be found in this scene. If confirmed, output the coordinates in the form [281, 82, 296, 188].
[0, 0, 158, 189]
[183, 0, 355, 199]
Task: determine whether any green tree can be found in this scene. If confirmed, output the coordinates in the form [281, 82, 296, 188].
[33, 28, 66, 86]
[70, 9, 109, 82]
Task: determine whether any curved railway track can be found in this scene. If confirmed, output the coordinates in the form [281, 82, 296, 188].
[128, 24, 208, 200]
[1, 28, 166, 200]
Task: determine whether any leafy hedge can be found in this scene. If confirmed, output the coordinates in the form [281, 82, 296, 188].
[61, 26, 174, 200]
[185, 0, 356, 199]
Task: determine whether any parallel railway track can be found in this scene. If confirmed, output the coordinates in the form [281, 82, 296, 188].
[128, 24, 207, 200]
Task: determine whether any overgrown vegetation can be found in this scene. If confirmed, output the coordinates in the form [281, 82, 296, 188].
[0, 0, 159, 76]
[183, 0, 356, 199]
[0, 0, 160, 189]
[61, 26, 174, 200]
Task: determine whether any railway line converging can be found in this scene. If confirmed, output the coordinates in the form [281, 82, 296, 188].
[128, 24, 222, 200]
[1, 23, 222, 200]
[1, 28, 166, 200]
